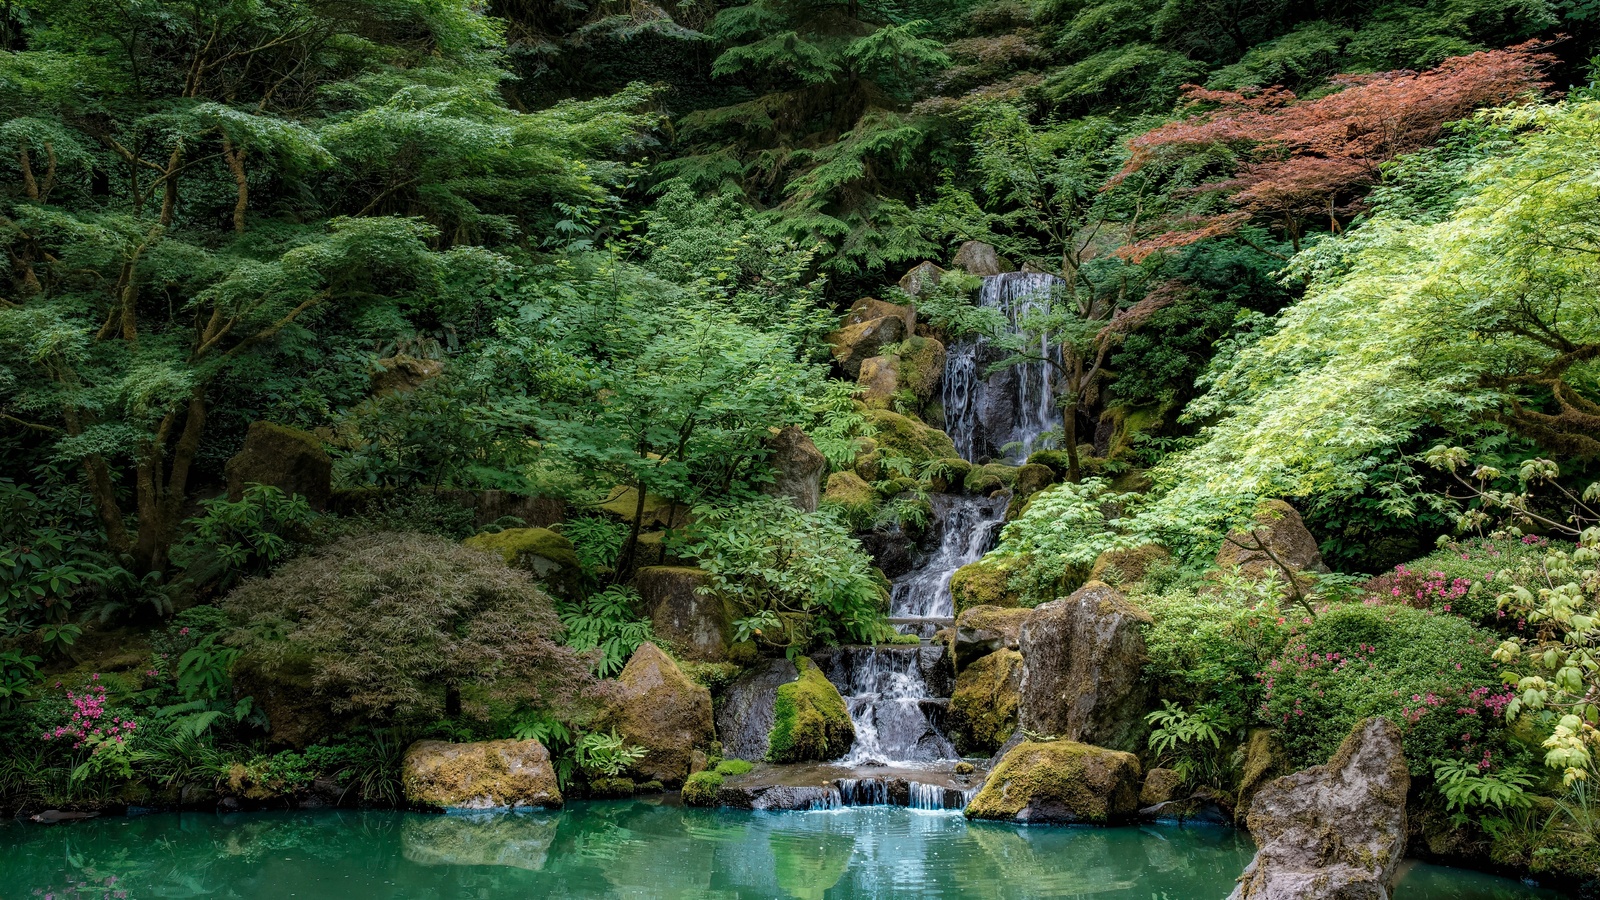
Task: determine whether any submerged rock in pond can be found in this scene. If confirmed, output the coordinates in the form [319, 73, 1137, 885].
[966, 740, 1141, 825]
[402, 810, 557, 870]
[717, 658, 801, 762]
[597, 642, 715, 786]
[946, 648, 1021, 756]
[767, 657, 855, 764]
[638, 566, 731, 662]
[401, 739, 562, 811]
[1017, 581, 1152, 753]
[1228, 717, 1410, 900]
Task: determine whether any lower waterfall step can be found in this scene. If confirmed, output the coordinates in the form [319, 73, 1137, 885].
[706, 763, 984, 812]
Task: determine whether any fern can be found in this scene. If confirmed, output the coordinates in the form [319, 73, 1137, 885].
[557, 585, 656, 677]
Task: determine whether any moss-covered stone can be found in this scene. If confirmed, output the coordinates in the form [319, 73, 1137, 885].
[1140, 767, 1183, 807]
[1006, 462, 1056, 519]
[588, 776, 636, 798]
[225, 421, 332, 509]
[923, 458, 971, 493]
[949, 556, 1025, 613]
[595, 486, 690, 529]
[861, 408, 957, 463]
[402, 739, 563, 810]
[965, 740, 1141, 824]
[681, 770, 723, 807]
[947, 648, 1022, 756]
[1088, 544, 1171, 588]
[856, 355, 900, 409]
[828, 315, 906, 377]
[950, 604, 1030, 670]
[1234, 727, 1290, 822]
[764, 426, 827, 513]
[638, 566, 732, 662]
[766, 657, 855, 763]
[890, 336, 946, 403]
[463, 527, 583, 597]
[1017, 581, 1152, 752]
[598, 642, 716, 787]
[714, 758, 755, 776]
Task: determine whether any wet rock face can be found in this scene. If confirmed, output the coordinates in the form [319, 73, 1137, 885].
[764, 426, 827, 513]
[1140, 767, 1184, 807]
[401, 739, 562, 810]
[951, 241, 1013, 277]
[225, 421, 332, 510]
[965, 740, 1141, 824]
[1229, 717, 1411, 900]
[717, 658, 801, 762]
[598, 643, 715, 786]
[1017, 581, 1152, 752]
[637, 566, 730, 662]
[1216, 499, 1330, 580]
[947, 648, 1022, 756]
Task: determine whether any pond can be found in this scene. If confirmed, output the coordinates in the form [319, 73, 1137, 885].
[0, 801, 1563, 899]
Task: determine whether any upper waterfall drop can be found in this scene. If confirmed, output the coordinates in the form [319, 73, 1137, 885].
[942, 272, 1068, 464]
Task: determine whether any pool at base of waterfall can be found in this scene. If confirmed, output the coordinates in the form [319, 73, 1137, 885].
[0, 803, 1562, 899]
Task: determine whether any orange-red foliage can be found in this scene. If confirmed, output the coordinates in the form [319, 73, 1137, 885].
[1112, 41, 1555, 258]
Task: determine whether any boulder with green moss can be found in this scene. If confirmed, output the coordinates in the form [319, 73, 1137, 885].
[1089, 544, 1172, 588]
[1005, 463, 1056, 519]
[681, 770, 724, 806]
[463, 527, 583, 597]
[947, 648, 1022, 756]
[892, 336, 946, 403]
[828, 315, 906, 378]
[843, 296, 916, 331]
[1018, 581, 1152, 752]
[1228, 717, 1409, 900]
[1234, 728, 1291, 822]
[861, 408, 957, 463]
[597, 642, 715, 786]
[595, 486, 691, 529]
[225, 421, 332, 509]
[402, 739, 563, 810]
[1215, 499, 1330, 581]
[965, 739, 1141, 824]
[949, 556, 1025, 613]
[950, 605, 1030, 669]
[897, 261, 945, 297]
[857, 355, 900, 408]
[923, 458, 971, 493]
[637, 566, 732, 662]
[767, 657, 855, 763]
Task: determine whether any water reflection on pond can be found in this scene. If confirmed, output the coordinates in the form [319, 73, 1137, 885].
[0, 801, 1564, 899]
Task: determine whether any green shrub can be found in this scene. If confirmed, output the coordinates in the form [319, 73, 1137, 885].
[681, 770, 723, 806]
[1373, 536, 1559, 625]
[224, 532, 592, 724]
[681, 498, 889, 652]
[1138, 587, 1293, 733]
[983, 478, 1141, 606]
[1260, 604, 1510, 773]
[557, 585, 655, 678]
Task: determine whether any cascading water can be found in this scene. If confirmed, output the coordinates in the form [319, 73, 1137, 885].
[943, 272, 1068, 464]
[813, 646, 955, 766]
[889, 493, 1008, 638]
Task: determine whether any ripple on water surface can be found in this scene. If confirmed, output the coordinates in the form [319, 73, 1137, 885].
[0, 802, 1567, 899]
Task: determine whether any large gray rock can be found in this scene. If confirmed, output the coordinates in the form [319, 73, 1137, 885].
[1217, 499, 1330, 580]
[951, 605, 1029, 670]
[764, 426, 827, 512]
[952, 241, 1013, 277]
[897, 261, 945, 298]
[716, 658, 800, 762]
[842, 296, 916, 332]
[596, 643, 715, 787]
[1229, 718, 1410, 900]
[401, 739, 562, 810]
[225, 421, 332, 510]
[1017, 581, 1152, 752]
[638, 566, 731, 661]
[827, 315, 907, 378]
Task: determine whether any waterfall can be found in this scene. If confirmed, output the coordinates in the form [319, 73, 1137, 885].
[888, 493, 1008, 638]
[812, 646, 955, 766]
[812, 778, 974, 811]
[942, 272, 1068, 464]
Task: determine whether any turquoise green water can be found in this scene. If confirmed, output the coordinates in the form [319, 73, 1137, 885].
[0, 802, 1564, 899]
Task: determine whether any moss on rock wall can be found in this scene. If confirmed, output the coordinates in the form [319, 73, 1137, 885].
[766, 657, 855, 763]
[947, 648, 1022, 755]
[965, 740, 1141, 824]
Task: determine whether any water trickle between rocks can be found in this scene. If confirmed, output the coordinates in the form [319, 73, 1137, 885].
[943, 272, 1068, 464]
[889, 493, 1007, 638]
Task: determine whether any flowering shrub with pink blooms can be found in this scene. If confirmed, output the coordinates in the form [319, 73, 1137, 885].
[39, 676, 138, 751]
[1364, 537, 1560, 625]
[1258, 604, 1513, 774]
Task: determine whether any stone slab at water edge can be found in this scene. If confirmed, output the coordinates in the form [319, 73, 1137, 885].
[965, 740, 1142, 824]
[401, 739, 562, 811]
[1228, 717, 1411, 900]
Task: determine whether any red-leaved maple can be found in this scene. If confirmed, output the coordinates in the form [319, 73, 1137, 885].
[1111, 41, 1555, 259]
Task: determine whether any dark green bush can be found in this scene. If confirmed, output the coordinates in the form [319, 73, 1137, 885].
[1139, 587, 1292, 733]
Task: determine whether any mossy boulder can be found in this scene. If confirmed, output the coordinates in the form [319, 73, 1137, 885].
[951, 240, 1013, 277]
[401, 739, 562, 810]
[949, 556, 1025, 614]
[225, 421, 332, 510]
[587, 776, 636, 798]
[1089, 544, 1172, 588]
[1216, 499, 1330, 581]
[717, 658, 800, 761]
[892, 336, 946, 403]
[230, 648, 335, 750]
[463, 527, 583, 598]
[1005, 462, 1056, 519]
[1140, 767, 1184, 807]
[595, 486, 690, 529]
[681, 770, 724, 807]
[823, 471, 879, 519]
[371, 355, 445, 396]
[965, 740, 1141, 824]
[767, 657, 854, 763]
[897, 261, 945, 297]
[947, 648, 1022, 756]
[637, 566, 731, 662]
[861, 408, 958, 463]
[1234, 727, 1291, 823]
[764, 426, 827, 513]
[856, 355, 900, 408]
[828, 314, 906, 378]
[842, 296, 916, 331]
[950, 605, 1030, 670]
[923, 458, 971, 493]
[598, 642, 715, 786]
[1017, 581, 1152, 752]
